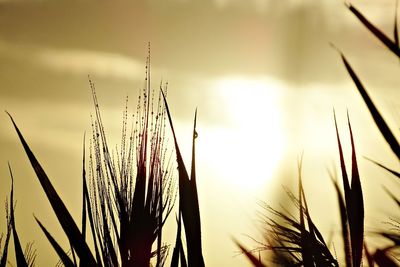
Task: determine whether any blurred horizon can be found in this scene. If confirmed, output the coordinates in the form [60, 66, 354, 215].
[0, 0, 399, 266]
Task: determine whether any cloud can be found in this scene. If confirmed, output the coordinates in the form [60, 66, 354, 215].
[36, 48, 145, 80]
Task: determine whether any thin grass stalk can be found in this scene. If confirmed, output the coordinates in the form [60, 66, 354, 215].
[0, 195, 11, 267]
[8, 164, 28, 267]
[7, 113, 98, 266]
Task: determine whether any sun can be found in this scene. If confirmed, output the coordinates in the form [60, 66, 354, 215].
[199, 76, 286, 192]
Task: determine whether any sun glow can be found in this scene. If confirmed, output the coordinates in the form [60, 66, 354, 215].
[204, 77, 286, 191]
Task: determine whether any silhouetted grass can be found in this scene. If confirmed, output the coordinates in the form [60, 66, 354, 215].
[240, 2, 400, 266]
[5, 46, 207, 266]
[162, 90, 205, 267]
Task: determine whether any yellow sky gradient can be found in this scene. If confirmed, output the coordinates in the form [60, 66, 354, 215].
[0, 0, 399, 266]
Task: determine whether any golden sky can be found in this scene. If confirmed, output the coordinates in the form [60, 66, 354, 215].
[0, 0, 399, 266]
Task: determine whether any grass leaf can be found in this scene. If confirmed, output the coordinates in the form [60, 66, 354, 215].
[233, 240, 267, 267]
[338, 54, 400, 160]
[0, 194, 11, 267]
[161, 90, 205, 267]
[365, 157, 400, 180]
[8, 164, 28, 267]
[332, 179, 353, 267]
[347, 116, 364, 267]
[35, 217, 75, 267]
[346, 3, 400, 57]
[7, 113, 97, 266]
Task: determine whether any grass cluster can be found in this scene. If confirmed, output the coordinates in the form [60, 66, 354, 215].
[1, 2, 400, 267]
[237, 3, 400, 267]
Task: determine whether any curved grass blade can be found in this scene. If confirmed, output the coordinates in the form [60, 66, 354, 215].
[7, 114, 97, 266]
[365, 157, 400, 180]
[8, 164, 28, 267]
[233, 240, 267, 267]
[35, 217, 75, 267]
[339, 54, 400, 160]
[346, 3, 400, 58]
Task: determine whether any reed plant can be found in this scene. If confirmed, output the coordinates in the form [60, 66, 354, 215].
[5, 50, 205, 266]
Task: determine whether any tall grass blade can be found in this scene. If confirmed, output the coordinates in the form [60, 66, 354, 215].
[347, 116, 364, 267]
[7, 113, 97, 266]
[334, 112, 352, 209]
[346, 3, 400, 57]
[35, 217, 75, 267]
[161, 90, 205, 267]
[8, 164, 28, 267]
[332, 179, 353, 267]
[339, 54, 400, 160]
[394, 0, 399, 48]
[334, 115, 365, 267]
[171, 214, 184, 267]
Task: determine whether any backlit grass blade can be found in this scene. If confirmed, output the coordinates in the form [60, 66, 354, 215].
[394, 0, 399, 48]
[170, 214, 183, 267]
[334, 115, 365, 267]
[346, 3, 400, 57]
[365, 157, 400, 179]
[8, 164, 28, 267]
[348, 116, 364, 267]
[334, 111, 352, 208]
[161, 90, 205, 267]
[35, 217, 75, 267]
[339, 54, 400, 160]
[332, 179, 352, 267]
[233, 240, 267, 267]
[7, 114, 97, 266]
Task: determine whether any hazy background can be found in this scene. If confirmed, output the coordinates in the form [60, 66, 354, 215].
[0, 0, 399, 266]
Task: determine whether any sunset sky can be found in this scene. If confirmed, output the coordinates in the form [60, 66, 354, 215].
[0, 0, 399, 266]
